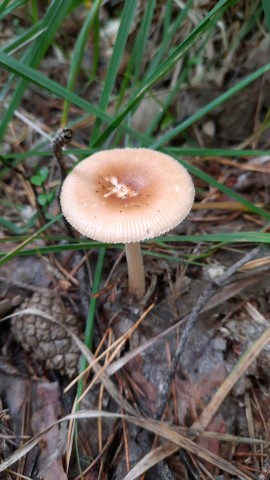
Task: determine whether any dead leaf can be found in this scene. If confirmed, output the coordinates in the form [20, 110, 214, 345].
[31, 382, 67, 480]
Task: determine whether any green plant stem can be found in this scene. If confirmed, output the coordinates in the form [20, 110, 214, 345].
[31, 0, 38, 23]
[62, 0, 102, 125]
[0, 214, 62, 268]
[77, 246, 106, 400]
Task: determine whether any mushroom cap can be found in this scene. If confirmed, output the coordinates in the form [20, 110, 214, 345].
[60, 148, 194, 243]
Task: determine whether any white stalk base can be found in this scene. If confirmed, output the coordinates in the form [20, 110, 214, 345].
[125, 243, 145, 300]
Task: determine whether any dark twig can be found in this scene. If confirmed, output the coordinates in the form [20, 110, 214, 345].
[51, 128, 75, 238]
[51, 129, 92, 320]
[154, 246, 263, 421]
[51, 128, 73, 180]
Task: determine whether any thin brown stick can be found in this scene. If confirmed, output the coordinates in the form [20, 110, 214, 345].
[51, 128, 73, 180]
[51, 128, 74, 238]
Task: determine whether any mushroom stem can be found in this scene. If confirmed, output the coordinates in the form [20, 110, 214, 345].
[125, 243, 145, 300]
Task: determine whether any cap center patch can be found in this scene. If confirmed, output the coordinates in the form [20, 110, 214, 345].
[103, 175, 139, 199]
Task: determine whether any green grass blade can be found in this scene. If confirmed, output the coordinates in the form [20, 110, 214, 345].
[31, 0, 38, 23]
[0, 50, 146, 144]
[0, 215, 37, 235]
[62, 0, 102, 125]
[1, 47, 268, 221]
[0, 214, 62, 267]
[156, 233, 270, 243]
[74, 245, 105, 473]
[89, 8, 100, 83]
[75, 244, 106, 446]
[115, 0, 156, 110]
[167, 147, 270, 157]
[0, 0, 75, 143]
[0, 0, 27, 19]
[3, 147, 270, 162]
[151, 62, 270, 149]
[145, 0, 194, 80]
[263, 0, 270, 32]
[82, 246, 106, 356]
[3, 22, 46, 55]
[175, 156, 270, 221]
[132, 0, 156, 83]
[91, 0, 239, 147]
[90, 0, 138, 142]
[1, 231, 270, 260]
[146, 69, 187, 135]
[0, 50, 107, 119]
[0, 0, 11, 14]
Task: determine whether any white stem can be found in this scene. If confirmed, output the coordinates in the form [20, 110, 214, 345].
[125, 243, 145, 300]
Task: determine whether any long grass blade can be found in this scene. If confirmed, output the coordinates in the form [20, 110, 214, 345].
[263, 0, 270, 32]
[1, 232, 269, 260]
[0, 0, 75, 143]
[0, 0, 26, 19]
[0, 50, 146, 144]
[175, 156, 270, 221]
[91, 0, 138, 142]
[1, 47, 268, 222]
[91, 0, 238, 146]
[3, 23, 46, 55]
[2, 147, 269, 162]
[61, 0, 103, 125]
[151, 62, 270, 149]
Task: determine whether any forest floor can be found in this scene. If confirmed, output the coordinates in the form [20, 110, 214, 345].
[1, 1, 270, 479]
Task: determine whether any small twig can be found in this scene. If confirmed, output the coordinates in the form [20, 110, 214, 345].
[154, 246, 263, 421]
[51, 128, 75, 238]
[51, 129, 92, 321]
[51, 128, 73, 180]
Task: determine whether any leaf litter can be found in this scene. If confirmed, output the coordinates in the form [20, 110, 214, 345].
[1, 1, 270, 479]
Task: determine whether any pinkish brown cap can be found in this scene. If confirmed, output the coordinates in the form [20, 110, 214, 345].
[60, 148, 194, 243]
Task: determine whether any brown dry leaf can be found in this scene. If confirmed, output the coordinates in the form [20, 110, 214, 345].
[105, 275, 263, 378]
[122, 326, 270, 480]
[124, 356, 158, 415]
[173, 365, 227, 466]
[197, 414, 227, 458]
[0, 368, 31, 435]
[175, 364, 227, 426]
[31, 382, 67, 480]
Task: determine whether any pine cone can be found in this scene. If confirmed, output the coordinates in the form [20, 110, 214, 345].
[11, 292, 83, 377]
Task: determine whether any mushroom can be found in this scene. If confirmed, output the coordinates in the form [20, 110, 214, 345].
[60, 148, 194, 300]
